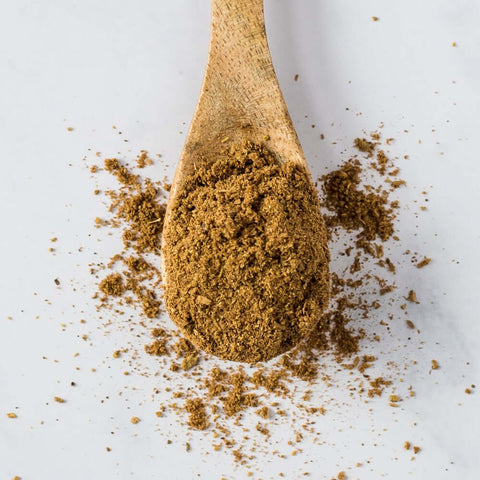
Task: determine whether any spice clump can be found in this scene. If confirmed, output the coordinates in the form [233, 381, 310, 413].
[321, 158, 394, 244]
[163, 141, 330, 363]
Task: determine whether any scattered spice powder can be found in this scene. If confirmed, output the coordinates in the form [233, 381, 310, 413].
[53, 396, 65, 403]
[7, 412, 17, 419]
[163, 140, 330, 362]
[185, 398, 209, 430]
[144, 338, 168, 356]
[181, 354, 199, 371]
[95, 155, 167, 319]
[88, 131, 430, 470]
[353, 137, 376, 156]
[321, 158, 395, 247]
[130, 416, 140, 424]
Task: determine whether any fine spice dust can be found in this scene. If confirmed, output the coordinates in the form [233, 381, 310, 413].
[87, 130, 430, 474]
[163, 141, 330, 363]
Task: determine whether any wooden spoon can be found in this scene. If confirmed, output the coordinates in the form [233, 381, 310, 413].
[160, 0, 328, 362]
[163, 0, 311, 228]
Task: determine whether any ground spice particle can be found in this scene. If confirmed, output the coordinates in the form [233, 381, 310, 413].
[280, 352, 319, 381]
[223, 369, 258, 416]
[354, 137, 376, 156]
[140, 295, 161, 319]
[368, 377, 392, 397]
[373, 150, 389, 175]
[390, 179, 406, 189]
[104, 158, 165, 254]
[327, 310, 359, 355]
[406, 290, 419, 303]
[416, 257, 431, 269]
[136, 150, 152, 169]
[404, 441, 411, 450]
[181, 354, 199, 371]
[256, 406, 269, 419]
[130, 416, 140, 424]
[163, 140, 330, 362]
[7, 412, 17, 418]
[321, 159, 395, 245]
[431, 359, 440, 370]
[53, 397, 65, 403]
[99, 273, 126, 297]
[145, 338, 168, 357]
[185, 398, 209, 430]
[256, 422, 270, 436]
[251, 368, 288, 395]
[173, 337, 197, 359]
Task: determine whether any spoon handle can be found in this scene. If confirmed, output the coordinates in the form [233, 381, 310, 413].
[208, 0, 275, 101]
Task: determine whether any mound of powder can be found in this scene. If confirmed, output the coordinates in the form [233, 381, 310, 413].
[163, 141, 330, 363]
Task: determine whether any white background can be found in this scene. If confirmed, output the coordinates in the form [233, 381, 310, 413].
[1, 1, 480, 479]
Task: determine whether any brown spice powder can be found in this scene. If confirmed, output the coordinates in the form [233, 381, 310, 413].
[321, 159, 394, 244]
[99, 273, 126, 297]
[95, 155, 167, 318]
[163, 141, 330, 363]
[185, 398, 209, 430]
[89, 131, 425, 469]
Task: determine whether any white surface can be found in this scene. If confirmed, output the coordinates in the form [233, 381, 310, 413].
[1, 1, 480, 479]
